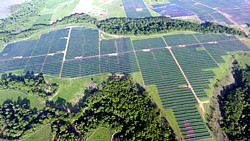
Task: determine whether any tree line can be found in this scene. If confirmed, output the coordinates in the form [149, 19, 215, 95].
[96, 17, 246, 36]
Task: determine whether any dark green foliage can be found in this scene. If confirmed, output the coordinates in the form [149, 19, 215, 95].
[50, 75, 175, 140]
[0, 71, 58, 98]
[97, 17, 246, 36]
[219, 62, 250, 140]
[0, 74, 175, 140]
[0, 97, 53, 139]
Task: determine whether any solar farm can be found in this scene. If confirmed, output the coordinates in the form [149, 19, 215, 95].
[150, 0, 250, 26]
[122, 0, 151, 18]
[0, 27, 249, 140]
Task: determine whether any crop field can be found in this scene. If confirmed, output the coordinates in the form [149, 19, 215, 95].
[122, 0, 151, 18]
[1, 27, 250, 140]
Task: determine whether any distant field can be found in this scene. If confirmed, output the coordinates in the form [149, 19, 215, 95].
[46, 73, 109, 103]
[22, 124, 52, 141]
[0, 91, 45, 110]
[34, 14, 52, 24]
[39, 0, 79, 22]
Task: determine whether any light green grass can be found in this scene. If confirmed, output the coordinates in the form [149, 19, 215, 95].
[46, 0, 72, 9]
[51, 0, 79, 21]
[34, 14, 53, 24]
[131, 72, 144, 86]
[0, 90, 45, 110]
[86, 127, 111, 141]
[92, 0, 126, 19]
[2, 69, 24, 75]
[146, 85, 163, 110]
[21, 124, 52, 141]
[45, 74, 109, 103]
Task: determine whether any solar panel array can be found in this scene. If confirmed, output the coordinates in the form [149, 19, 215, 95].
[0, 27, 249, 140]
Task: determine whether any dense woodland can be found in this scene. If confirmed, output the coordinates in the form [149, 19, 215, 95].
[0, 72, 58, 98]
[96, 17, 246, 36]
[208, 60, 250, 140]
[0, 75, 176, 140]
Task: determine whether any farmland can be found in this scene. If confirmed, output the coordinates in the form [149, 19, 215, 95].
[0, 26, 249, 140]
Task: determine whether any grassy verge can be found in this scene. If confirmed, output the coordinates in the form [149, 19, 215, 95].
[21, 124, 52, 141]
[45, 74, 109, 103]
[165, 109, 183, 140]
[146, 85, 163, 109]
[86, 127, 111, 141]
[131, 72, 144, 86]
[0, 90, 45, 110]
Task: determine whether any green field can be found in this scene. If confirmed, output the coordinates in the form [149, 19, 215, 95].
[21, 124, 52, 141]
[34, 14, 53, 24]
[92, 0, 126, 19]
[86, 127, 111, 141]
[0, 91, 45, 110]
[45, 74, 109, 103]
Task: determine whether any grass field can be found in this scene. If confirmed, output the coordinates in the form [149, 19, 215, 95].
[91, 0, 126, 19]
[146, 85, 163, 110]
[34, 14, 53, 24]
[21, 124, 52, 141]
[45, 74, 109, 104]
[233, 51, 250, 68]
[165, 109, 183, 140]
[86, 127, 111, 141]
[0, 91, 45, 110]
[131, 72, 144, 86]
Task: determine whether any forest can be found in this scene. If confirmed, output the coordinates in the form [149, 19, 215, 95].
[96, 17, 246, 36]
[0, 74, 176, 140]
[208, 60, 250, 140]
[0, 71, 58, 98]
